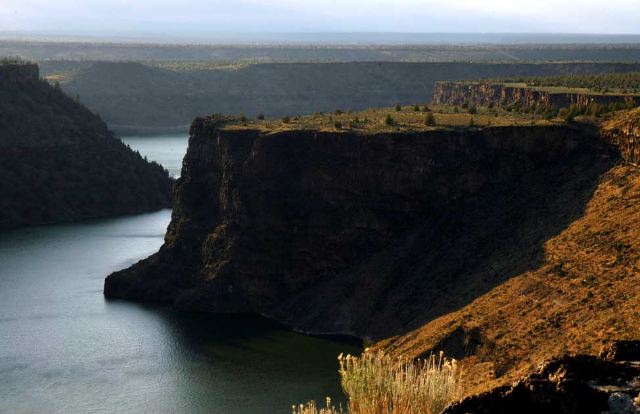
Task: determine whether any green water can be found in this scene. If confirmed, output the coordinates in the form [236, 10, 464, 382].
[0, 135, 359, 414]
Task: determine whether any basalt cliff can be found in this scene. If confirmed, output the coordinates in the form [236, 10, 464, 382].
[433, 81, 640, 110]
[105, 109, 634, 345]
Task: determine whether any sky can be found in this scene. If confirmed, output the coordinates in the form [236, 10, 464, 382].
[0, 0, 638, 39]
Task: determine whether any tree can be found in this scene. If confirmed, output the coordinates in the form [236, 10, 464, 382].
[425, 112, 436, 126]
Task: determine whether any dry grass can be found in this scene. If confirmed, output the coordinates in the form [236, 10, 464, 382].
[339, 350, 461, 414]
[222, 104, 556, 135]
[294, 351, 461, 414]
[378, 163, 640, 398]
[292, 398, 345, 414]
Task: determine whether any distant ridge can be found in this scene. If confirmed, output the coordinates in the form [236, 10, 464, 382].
[2, 31, 640, 45]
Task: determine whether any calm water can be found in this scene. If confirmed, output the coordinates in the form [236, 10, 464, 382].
[0, 135, 359, 414]
[121, 134, 189, 177]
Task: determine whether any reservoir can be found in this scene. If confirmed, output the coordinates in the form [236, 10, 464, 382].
[0, 134, 358, 413]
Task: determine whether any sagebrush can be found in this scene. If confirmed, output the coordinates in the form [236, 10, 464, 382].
[294, 350, 461, 414]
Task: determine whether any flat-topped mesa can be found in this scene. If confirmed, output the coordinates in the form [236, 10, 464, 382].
[433, 81, 640, 110]
[105, 109, 618, 340]
[0, 62, 39, 84]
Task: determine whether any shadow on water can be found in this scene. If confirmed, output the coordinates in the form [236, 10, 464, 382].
[0, 206, 359, 414]
[104, 298, 360, 413]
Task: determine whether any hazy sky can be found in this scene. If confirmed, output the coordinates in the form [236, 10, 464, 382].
[1, 0, 638, 37]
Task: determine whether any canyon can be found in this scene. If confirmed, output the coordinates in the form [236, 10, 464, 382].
[104, 105, 640, 405]
[41, 61, 640, 134]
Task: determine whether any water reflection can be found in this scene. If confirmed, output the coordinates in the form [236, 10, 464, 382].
[0, 209, 358, 414]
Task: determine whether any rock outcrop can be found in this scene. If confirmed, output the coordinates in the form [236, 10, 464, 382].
[443, 348, 640, 414]
[433, 81, 640, 110]
[0, 61, 39, 83]
[105, 115, 617, 341]
[602, 108, 640, 165]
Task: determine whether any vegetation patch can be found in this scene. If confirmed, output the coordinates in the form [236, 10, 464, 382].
[294, 351, 461, 414]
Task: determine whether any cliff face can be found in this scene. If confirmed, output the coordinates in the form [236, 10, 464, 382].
[601, 108, 640, 164]
[105, 118, 616, 340]
[0, 63, 173, 230]
[375, 110, 640, 398]
[433, 81, 640, 109]
[0, 62, 39, 83]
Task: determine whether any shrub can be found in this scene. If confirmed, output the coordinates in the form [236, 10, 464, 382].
[414, 105, 421, 112]
[257, 113, 265, 120]
[384, 115, 395, 126]
[467, 105, 477, 115]
[292, 398, 344, 414]
[334, 121, 343, 130]
[282, 116, 291, 123]
[395, 104, 402, 112]
[239, 113, 247, 123]
[335, 109, 344, 115]
[422, 105, 432, 112]
[339, 351, 461, 414]
[425, 112, 436, 126]
[562, 104, 580, 122]
[469, 117, 475, 127]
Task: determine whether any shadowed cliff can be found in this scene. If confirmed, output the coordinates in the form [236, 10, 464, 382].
[105, 114, 617, 342]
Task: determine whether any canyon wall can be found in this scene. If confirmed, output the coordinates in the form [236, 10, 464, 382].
[432, 81, 640, 109]
[43, 61, 640, 134]
[601, 108, 640, 165]
[105, 118, 617, 340]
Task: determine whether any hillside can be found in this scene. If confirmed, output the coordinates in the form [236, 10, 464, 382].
[41, 61, 640, 134]
[0, 62, 173, 230]
[377, 109, 640, 398]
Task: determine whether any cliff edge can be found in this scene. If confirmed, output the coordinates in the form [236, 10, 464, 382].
[105, 111, 617, 344]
